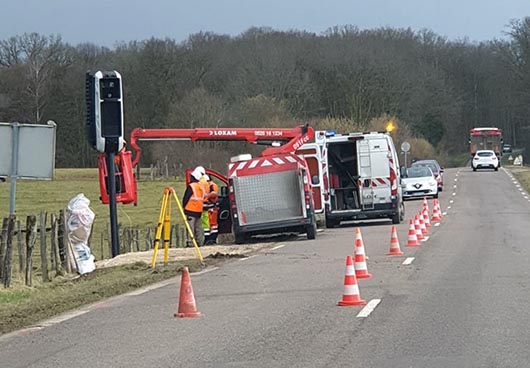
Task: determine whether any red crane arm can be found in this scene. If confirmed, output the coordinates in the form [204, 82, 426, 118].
[129, 124, 314, 167]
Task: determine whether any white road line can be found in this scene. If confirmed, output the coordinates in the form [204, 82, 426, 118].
[239, 255, 257, 261]
[192, 267, 219, 275]
[421, 236, 429, 242]
[447, 206, 451, 209]
[449, 200, 454, 203]
[357, 299, 382, 318]
[452, 192, 456, 196]
[434, 223, 441, 227]
[454, 178, 458, 182]
[442, 212, 447, 216]
[270, 244, 286, 251]
[402, 257, 415, 265]
[38, 310, 90, 327]
[453, 185, 457, 188]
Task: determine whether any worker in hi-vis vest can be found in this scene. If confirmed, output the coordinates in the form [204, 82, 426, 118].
[182, 166, 205, 246]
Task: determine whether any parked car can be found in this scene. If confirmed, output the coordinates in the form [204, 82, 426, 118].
[411, 159, 444, 192]
[472, 150, 499, 171]
[402, 166, 438, 200]
[502, 144, 512, 153]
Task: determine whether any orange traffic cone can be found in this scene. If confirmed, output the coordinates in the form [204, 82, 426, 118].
[423, 197, 429, 211]
[338, 255, 366, 306]
[414, 215, 424, 240]
[387, 225, 404, 256]
[174, 267, 201, 318]
[406, 219, 420, 247]
[355, 227, 368, 259]
[423, 207, 431, 228]
[354, 228, 372, 279]
[431, 200, 442, 222]
[418, 214, 428, 236]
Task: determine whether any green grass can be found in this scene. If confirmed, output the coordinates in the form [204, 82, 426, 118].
[0, 168, 187, 260]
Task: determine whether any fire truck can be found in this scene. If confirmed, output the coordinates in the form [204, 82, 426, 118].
[97, 124, 318, 244]
[297, 130, 405, 228]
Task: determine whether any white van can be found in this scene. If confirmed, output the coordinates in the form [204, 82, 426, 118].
[297, 130, 405, 227]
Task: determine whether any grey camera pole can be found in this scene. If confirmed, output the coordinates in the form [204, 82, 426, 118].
[106, 151, 120, 258]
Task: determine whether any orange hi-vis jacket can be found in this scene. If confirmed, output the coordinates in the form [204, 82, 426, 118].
[184, 182, 204, 214]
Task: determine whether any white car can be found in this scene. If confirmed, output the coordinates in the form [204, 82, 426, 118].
[402, 166, 438, 200]
[472, 150, 499, 171]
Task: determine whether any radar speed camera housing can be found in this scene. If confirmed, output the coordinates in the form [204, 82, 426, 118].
[86, 70, 125, 153]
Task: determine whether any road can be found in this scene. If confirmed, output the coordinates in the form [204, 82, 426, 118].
[2, 167, 530, 367]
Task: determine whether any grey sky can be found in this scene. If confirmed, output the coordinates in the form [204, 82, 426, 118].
[1, 0, 528, 47]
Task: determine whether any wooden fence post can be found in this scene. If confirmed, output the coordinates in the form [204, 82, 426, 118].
[17, 220, 24, 274]
[25, 215, 37, 287]
[135, 227, 140, 252]
[57, 210, 66, 268]
[39, 212, 49, 282]
[145, 228, 152, 251]
[0, 218, 8, 282]
[50, 213, 63, 276]
[3, 216, 15, 288]
[63, 210, 76, 274]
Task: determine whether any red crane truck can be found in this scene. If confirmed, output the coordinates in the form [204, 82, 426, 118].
[98, 124, 318, 244]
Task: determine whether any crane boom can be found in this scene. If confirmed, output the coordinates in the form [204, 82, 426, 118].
[129, 124, 314, 167]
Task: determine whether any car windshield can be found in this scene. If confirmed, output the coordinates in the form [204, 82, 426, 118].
[406, 166, 432, 178]
[477, 151, 494, 157]
[412, 160, 439, 170]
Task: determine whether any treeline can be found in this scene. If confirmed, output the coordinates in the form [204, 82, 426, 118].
[1, 18, 530, 170]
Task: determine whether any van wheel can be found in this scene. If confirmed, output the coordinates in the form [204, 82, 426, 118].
[306, 223, 316, 240]
[392, 210, 401, 224]
[234, 231, 246, 245]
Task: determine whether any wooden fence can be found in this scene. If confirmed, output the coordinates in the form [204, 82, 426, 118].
[0, 211, 190, 288]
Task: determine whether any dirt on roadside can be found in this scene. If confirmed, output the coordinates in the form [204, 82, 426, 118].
[95, 244, 272, 269]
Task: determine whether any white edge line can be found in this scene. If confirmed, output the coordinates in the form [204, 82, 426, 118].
[239, 255, 258, 261]
[357, 299, 382, 318]
[270, 244, 286, 251]
[434, 223, 441, 227]
[421, 236, 429, 242]
[402, 257, 414, 265]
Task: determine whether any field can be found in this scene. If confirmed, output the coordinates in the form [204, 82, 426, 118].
[0, 168, 188, 260]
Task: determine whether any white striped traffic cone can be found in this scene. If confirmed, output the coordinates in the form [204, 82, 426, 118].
[388, 225, 404, 256]
[338, 255, 366, 306]
[354, 228, 372, 279]
[406, 219, 420, 247]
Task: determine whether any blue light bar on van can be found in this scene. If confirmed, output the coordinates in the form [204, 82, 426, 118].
[325, 130, 337, 137]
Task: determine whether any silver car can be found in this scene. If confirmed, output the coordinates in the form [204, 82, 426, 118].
[402, 166, 438, 200]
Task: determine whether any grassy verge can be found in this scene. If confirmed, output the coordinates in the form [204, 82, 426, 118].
[0, 260, 203, 335]
[509, 165, 530, 189]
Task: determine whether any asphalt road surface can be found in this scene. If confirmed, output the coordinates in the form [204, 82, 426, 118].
[2, 167, 530, 367]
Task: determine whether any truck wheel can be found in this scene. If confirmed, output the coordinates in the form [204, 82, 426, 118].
[306, 223, 317, 240]
[234, 232, 246, 245]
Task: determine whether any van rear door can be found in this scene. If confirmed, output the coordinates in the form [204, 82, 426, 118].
[358, 138, 391, 208]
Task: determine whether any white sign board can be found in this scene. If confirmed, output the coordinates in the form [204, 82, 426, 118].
[0, 121, 56, 179]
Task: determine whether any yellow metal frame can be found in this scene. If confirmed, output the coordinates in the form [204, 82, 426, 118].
[151, 187, 204, 267]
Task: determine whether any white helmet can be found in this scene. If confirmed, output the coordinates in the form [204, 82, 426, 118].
[191, 168, 203, 181]
[195, 166, 206, 175]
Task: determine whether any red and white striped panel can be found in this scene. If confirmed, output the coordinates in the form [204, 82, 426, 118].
[228, 154, 300, 177]
[358, 177, 391, 188]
